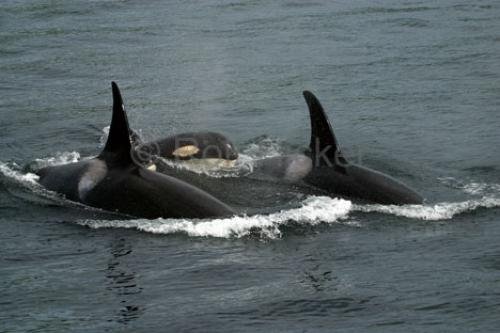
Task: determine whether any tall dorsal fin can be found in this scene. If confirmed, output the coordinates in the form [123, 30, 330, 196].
[99, 82, 133, 165]
[303, 91, 348, 169]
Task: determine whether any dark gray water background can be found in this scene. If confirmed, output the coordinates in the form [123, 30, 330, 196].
[1, 0, 499, 332]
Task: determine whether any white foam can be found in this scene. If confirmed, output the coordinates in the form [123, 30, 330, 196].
[78, 196, 354, 239]
[354, 196, 500, 220]
[438, 177, 500, 196]
[157, 154, 254, 178]
[241, 136, 284, 159]
[78, 194, 500, 238]
[99, 126, 110, 147]
[34, 151, 80, 168]
[0, 162, 39, 184]
[157, 137, 285, 178]
[462, 182, 500, 196]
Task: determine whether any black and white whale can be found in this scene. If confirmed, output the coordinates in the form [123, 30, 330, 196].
[131, 130, 238, 171]
[36, 82, 235, 219]
[140, 131, 237, 161]
[251, 91, 423, 205]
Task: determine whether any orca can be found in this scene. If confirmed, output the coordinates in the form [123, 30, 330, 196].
[132, 131, 238, 171]
[36, 82, 235, 219]
[142, 131, 237, 161]
[252, 91, 423, 205]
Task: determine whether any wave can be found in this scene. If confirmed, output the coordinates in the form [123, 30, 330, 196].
[0, 162, 39, 185]
[0, 161, 67, 207]
[241, 136, 284, 159]
[354, 196, 500, 221]
[461, 183, 500, 196]
[33, 151, 81, 168]
[438, 177, 500, 196]
[78, 196, 354, 239]
[77, 195, 500, 239]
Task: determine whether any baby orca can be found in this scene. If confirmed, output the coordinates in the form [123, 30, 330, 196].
[132, 130, 238, 170]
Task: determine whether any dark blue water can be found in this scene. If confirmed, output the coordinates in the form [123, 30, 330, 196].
[1, 0, 499, 332]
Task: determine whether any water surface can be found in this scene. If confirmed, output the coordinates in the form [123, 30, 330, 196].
[1, 0, 499, 332]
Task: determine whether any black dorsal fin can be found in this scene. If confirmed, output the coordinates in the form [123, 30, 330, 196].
[99, 82, 133, 165]
[303, 91, 348, 169]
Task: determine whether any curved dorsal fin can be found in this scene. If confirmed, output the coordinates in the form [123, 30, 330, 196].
[99, 82, 133, 165]
[302, 91, 347, 169]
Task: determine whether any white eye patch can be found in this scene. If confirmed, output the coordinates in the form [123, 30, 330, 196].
[172, 145, 200, 157]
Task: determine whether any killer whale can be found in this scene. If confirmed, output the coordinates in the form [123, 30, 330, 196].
[252, 91, 423, 205]
[36, 82, 235, 219]
[139, 131, 237, 161]
[132, 131, 238, 171]
[304, 90, 423, 204]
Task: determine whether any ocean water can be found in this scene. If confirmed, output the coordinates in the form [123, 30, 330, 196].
[1, 0, 500, 332]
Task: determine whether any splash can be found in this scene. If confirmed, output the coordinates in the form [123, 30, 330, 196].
[33, 151, 81, 168]
[354, 196, 500, 220]
[0, 162, 39, 184]
[438, 177, 500, 196]
[461, 183, 500, 196]
[99, 125, 110, 147]
[241, 136, 284, 159]
[156, 154, 254, 178]
[78, 196, 354, 239]
[78, 194, 500, 238]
